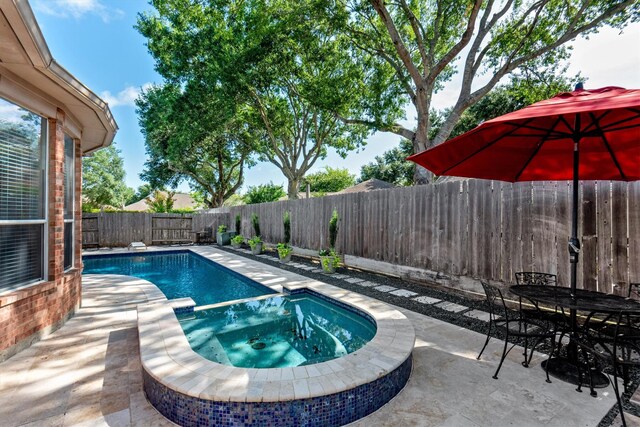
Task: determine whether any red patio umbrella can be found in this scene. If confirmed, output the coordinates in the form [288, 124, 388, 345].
[408, 86, 640, 298]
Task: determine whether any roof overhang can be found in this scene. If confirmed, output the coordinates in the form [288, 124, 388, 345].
[0, 0, 117, 153]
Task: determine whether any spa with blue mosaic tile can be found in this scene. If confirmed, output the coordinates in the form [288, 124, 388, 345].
[115, 246, 414, 426]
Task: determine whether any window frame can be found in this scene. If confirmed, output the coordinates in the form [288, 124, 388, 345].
[63, 134, 74, 272]
[0, 105, 49, 291]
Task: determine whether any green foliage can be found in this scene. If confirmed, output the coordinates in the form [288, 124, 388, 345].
[127, 184, 154, 206]
[303, 167, 355, 193]
[359, 139, 414, 186]
[217, 225, 227, 233]
[251, 213, 261, 237]
[329, 210, 339, 249]
[235, 214, 241, 234]
[319, 249, 340, 271]
[283, 211, 291, 245]
[223, 194, 245, 207]
[231, 234, 245, 245]
[276, 243, 293, 259]
[320, 0, 636, 184]
[136, 0, 378, 198]
[145, 190, 175, 213]
[243, 182, 285, 204]
[136, 82, 256, 208]
[82, 143, 134, 210]
[248, 236, 262, 250]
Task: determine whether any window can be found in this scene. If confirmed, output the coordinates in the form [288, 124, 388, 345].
[63, 135, 74, 270]
[0, 97, 47, 290]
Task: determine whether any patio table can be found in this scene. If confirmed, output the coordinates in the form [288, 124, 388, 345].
[510, 285, 640, 389]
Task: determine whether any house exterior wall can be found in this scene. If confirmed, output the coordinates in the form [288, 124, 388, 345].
[0, 108, 84, 362]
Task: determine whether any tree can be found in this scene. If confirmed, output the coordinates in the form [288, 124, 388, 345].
[82, 143, 133, 210]
[303, 167, 355, 193]
[136, 82, 256, 208]
[243, 182, 286, 204]
[330, 0, 637, 183]
[127, 183, 154, 205]
[145, 190, 175, 213]
[359, 139, 414, 186]
[360, 74, 576, 185]
[136, 0, 377, 199]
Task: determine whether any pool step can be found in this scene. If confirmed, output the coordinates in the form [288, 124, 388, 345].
[194, 292, 287, 312]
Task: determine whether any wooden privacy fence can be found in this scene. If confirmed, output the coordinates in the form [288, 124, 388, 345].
[222, 180, 639, 294]
[81, 212, 230, 247]
[83, 180, 639, 294]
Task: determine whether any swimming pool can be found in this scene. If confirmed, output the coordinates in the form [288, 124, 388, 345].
[83, 251, 276, 306]
[179, 291, 376, 368]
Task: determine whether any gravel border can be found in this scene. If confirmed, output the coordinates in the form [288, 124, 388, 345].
[218, 244, 639, 427]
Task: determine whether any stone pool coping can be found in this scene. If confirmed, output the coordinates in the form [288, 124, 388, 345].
[88, 246, 415, 403]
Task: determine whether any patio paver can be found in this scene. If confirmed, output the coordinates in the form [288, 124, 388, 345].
[464, 310, 492, 322]
[436, 302, 469, 313]
[374, 285, 398, 293]
[413, 295, 442, 305]
[389, 289, 419, 298]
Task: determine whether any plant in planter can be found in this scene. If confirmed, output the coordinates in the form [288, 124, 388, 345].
[277, 243, 293, 263]
[248, 236, 263, 255]
[216, 224, 237, 246]
[277, 211, 292, 263]
[319, 210, 340, 273]
[231, 234, 244, 249]
[319, 248, 340, 273]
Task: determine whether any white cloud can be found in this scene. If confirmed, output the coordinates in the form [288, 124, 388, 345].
[100, 83, 153, 108]
[33, 0, 124, 23]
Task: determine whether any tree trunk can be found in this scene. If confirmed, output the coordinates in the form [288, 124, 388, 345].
[287, 178, 300, 200]
[412, 121, 434, 185]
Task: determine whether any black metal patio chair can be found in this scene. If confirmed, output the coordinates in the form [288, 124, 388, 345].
[477, 281, 557, 381]
[575, 310, 640, 427]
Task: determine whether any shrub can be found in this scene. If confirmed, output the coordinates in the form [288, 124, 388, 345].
[231, 235, 244, 245]
[251, 213, 261, 237]
[235, 214, 241, 234]
[329, 209, 339, 249]
[248, 236, 262, 250]
[217, 224, 227, 233]
[283, 211, 291, 244]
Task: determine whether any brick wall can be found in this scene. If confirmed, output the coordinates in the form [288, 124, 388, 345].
[0, 108, 83, 362]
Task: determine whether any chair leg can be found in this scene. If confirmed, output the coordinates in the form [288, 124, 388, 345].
[478, 320, 493, 361]
[611, 367, 627, 427]
[493, 332, 514, 380]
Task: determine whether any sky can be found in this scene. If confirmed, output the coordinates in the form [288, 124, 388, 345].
[31, 0, 640, 194]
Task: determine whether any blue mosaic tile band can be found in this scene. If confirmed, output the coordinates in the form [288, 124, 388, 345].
[143, 355, 412, 426]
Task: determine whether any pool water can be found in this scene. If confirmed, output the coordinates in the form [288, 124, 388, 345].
[83, 251, 275, 306]
[178, 292, 377, 368]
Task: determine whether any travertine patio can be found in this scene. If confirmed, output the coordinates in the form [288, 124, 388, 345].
[0, 269, 622, 426]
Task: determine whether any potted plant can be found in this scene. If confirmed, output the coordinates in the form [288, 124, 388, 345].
[231, 234, 244, 249]
[248, 236, 263, 255]
[277, 243, 293, 263]
[216, 224, 237, 246]
[319, 210, 340, 273]
[277, 211, 292, 263]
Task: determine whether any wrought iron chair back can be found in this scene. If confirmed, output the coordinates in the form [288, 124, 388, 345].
[515, 272, 557, 287]
[628, 283, 640, 299]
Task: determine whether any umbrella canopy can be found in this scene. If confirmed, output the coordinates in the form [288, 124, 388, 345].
[408, 86, 640, 299]
[408, 86, 640, 182]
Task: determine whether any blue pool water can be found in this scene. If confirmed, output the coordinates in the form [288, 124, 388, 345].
[83, 251, 276, 306]
[178, 291, 377, 368]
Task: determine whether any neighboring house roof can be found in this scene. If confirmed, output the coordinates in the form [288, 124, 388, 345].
[337, 178, 396, 194]
[124, 192, 198, 211]
[0, 1, 117, 153]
